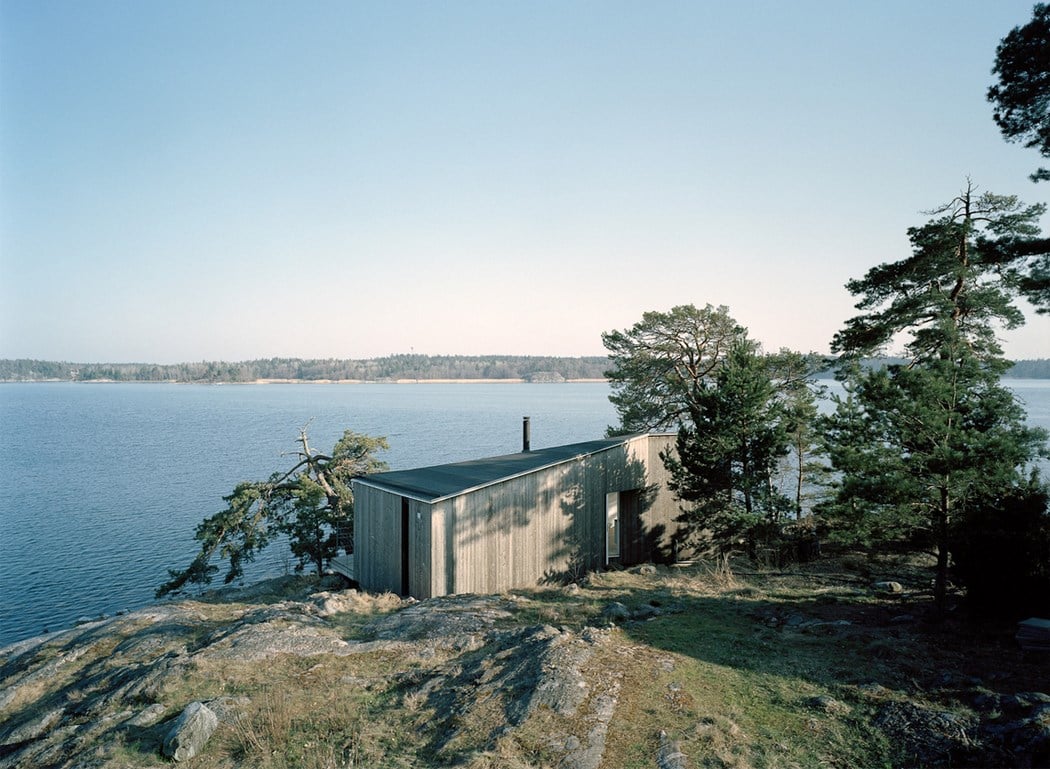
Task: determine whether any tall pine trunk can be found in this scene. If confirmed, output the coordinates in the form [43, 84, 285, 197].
[934, 486, 951, 614]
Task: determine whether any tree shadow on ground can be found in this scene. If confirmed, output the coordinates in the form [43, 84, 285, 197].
[599, 559, 1050, 768]
[613, 565, 1043, 695]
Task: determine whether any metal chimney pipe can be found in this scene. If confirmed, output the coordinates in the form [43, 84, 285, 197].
[522, 416, 531, 452]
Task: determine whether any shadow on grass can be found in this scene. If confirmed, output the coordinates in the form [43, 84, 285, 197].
[596, 565, 1042, 700]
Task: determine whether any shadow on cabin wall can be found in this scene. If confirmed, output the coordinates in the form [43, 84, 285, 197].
[541, 444, 670, 586]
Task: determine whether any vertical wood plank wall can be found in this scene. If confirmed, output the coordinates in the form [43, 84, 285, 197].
[355, 434, 684, 598]
[645, 433, 680, 553]
[354, 486, 402, 595]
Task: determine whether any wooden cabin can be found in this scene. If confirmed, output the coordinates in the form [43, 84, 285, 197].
[350, 432, 683, 598]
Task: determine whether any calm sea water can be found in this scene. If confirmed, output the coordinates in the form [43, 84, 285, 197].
[1, 380, 1048, 647]
[0, 382, 616, 646]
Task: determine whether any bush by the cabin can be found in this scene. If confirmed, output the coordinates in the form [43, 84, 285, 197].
[952, 482, 1050, 618]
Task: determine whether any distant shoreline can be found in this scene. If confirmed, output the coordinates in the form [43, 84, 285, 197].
[253, 378, 611, 385]
[5, 356, 1049, 383]
[6, 375, 1050, 384]
[0, 377, 611, 385]
[0, 355, 614, 384]
[5, 374, 1050, 384]
[264, 377, 611, 384]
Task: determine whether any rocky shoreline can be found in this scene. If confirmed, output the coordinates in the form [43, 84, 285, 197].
[1, 581, 633, 768]
[2, 564, 1048, 768]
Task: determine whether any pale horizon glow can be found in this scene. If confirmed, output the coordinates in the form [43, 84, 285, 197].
[2, 1, 1049, 364]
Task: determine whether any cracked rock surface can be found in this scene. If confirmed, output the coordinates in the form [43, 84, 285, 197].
[0, 585, 637, 769]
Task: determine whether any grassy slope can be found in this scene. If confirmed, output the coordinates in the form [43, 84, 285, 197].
[2, 557, 1045, 768]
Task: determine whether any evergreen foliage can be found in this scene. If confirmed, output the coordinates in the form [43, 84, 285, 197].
[986, 4, 1050, 313]
[988, 3, 1050, 182]
[601, 304, 745, 433]
[663, 339, 795, 556]
[157, 429, 388, 597]
[766, 349, 829, 518]
[952, 479, 1050, 617]
[602, 305, 825, 559]
[4, 354, 1050, 382]
[823, 184, 1050, 612]
[1007, 358, 1050, 377]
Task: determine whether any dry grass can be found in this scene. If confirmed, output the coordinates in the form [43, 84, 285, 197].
[5, 557, 1045, 769]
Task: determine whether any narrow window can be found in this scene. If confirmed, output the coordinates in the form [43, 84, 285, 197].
[606, 491, 619, 563]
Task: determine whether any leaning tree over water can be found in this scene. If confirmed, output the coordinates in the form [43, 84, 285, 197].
[157, 428, 388, 597]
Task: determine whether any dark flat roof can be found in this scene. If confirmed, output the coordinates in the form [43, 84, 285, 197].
[353, 437, 633, 502]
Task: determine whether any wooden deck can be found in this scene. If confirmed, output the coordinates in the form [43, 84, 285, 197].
[329, 554, 355, 581]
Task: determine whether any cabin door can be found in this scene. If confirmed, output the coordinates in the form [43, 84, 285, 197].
[618, 489, 645, 566]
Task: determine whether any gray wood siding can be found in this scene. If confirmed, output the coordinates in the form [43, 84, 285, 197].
[354, 433, 686, 599]
[643, 433, 683, 561]
[356, 488, 434, 597]
[441, 435, 674, 594]
[429, 500, 449, 598]
[354, 484, 403, 595]
[406, 497, 432, 599]
[444, 457, 579, 594]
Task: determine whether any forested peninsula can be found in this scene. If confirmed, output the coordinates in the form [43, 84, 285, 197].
[3, 355, 1049, 383]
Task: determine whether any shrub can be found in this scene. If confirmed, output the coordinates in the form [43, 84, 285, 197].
[952, 481, 1050, 618]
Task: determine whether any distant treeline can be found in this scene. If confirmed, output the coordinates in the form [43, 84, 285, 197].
[2, 355, 1048, 383]
[0, 355, 612, 383]
[1006, 358, 1050, 378]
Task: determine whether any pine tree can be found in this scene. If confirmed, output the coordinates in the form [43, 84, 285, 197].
[823, 184, 1049, 611]
[602, 304, 746, 434]
[157, 428, 388, 597]
[664, 339, 793, 557]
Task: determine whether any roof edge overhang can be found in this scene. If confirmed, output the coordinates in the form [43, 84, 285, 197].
[352, 432, 665, 504]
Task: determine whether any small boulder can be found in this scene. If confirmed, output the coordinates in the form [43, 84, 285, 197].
[873, 581, 904, 595]
[800, 619, 852, 635]
[875, 701, 975, 767]
[311, 590, 360, 617]
[657, 730, 687, 769]
[204, 696, 249, 724]
[602, 602, 630, 624]
[581, 626, 610, 644]
[1002, 692, 1050, 715]
[163, 702, 218, 762]
[971, 691, 1002, 713]
[633, 563, 658, 576]
[805, 694, 851, 716]
[632, 604, 660, 620]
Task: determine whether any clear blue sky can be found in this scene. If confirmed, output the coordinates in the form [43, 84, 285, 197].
[2, 1, 1048, 362]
